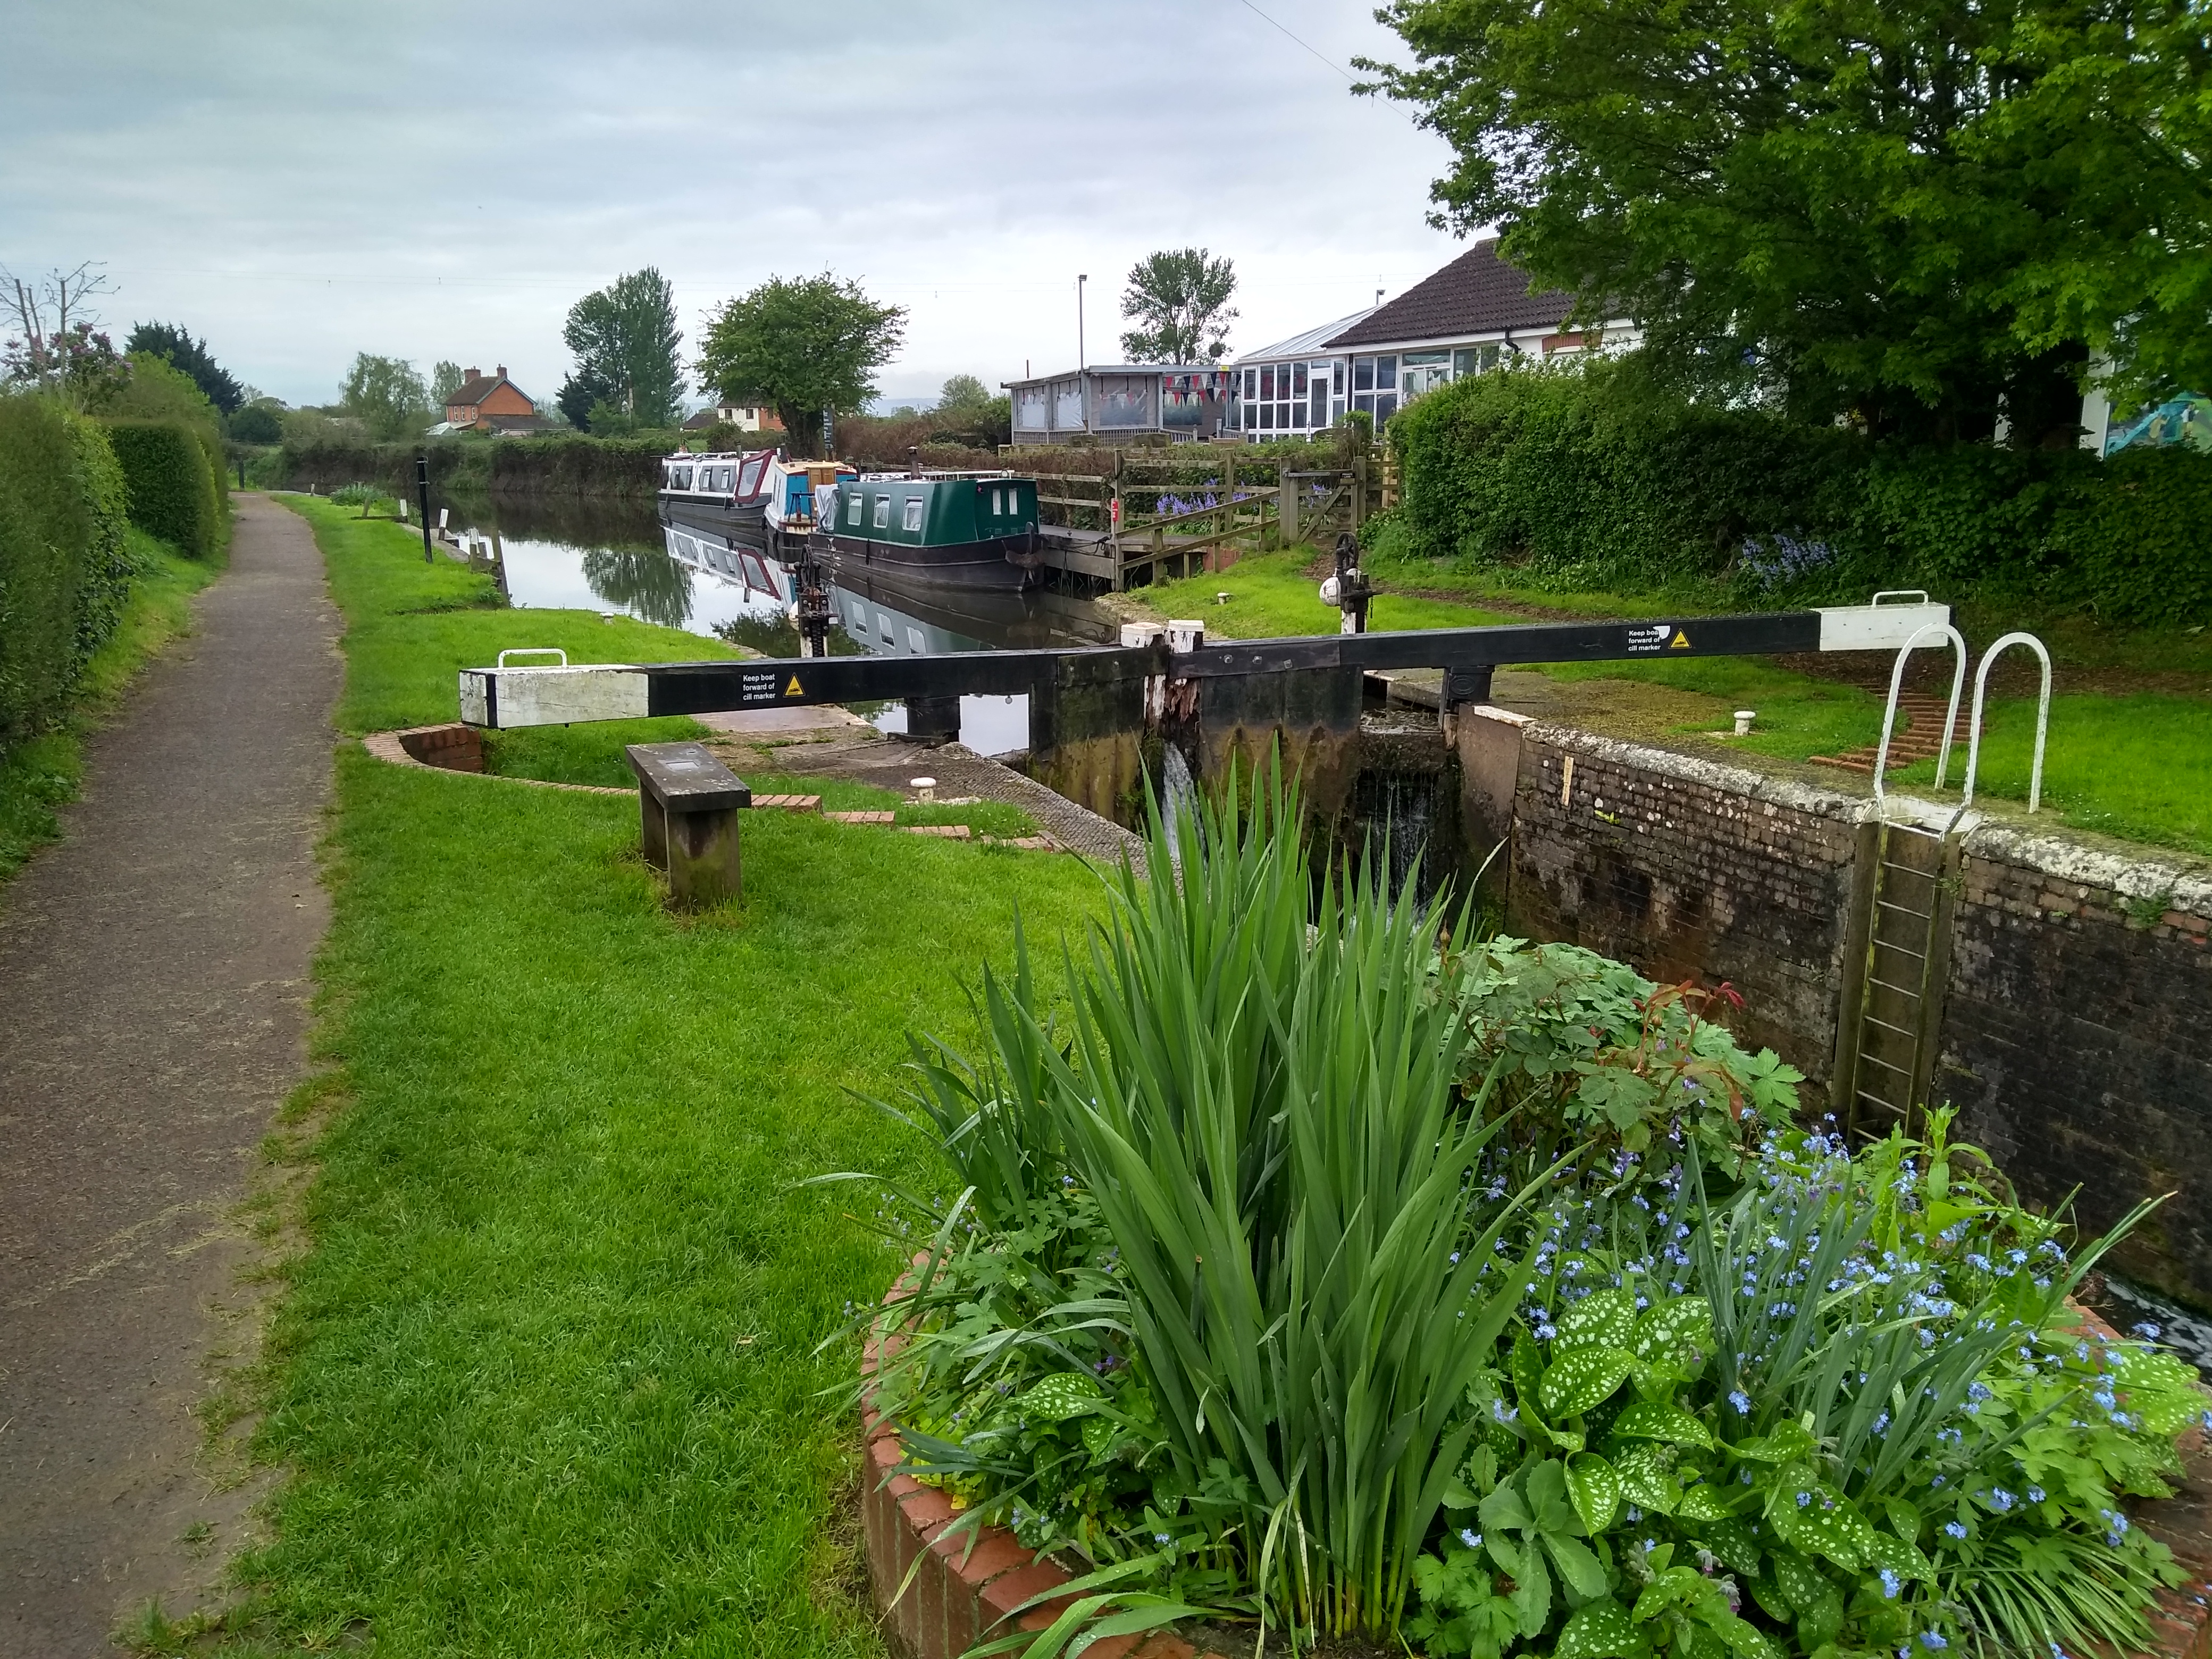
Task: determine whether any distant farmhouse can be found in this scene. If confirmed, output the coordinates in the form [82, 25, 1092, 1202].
[1002, 241, 1636, 446]
[431, 366, 555, 435]
[683, 399, 784, 434]
[1230, 240, 1637, 441]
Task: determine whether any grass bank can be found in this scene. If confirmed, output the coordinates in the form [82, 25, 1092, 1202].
[0, 528, 224, 889]
[1134, 546, 2212, 857]
[197, 499, 1102, 1656]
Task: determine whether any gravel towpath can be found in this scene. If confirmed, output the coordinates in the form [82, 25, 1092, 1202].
[0, 496, 338, 1656]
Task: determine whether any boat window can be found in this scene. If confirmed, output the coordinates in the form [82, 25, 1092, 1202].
[902, 497, 924, 533]
[847, 493, 862, 525]
[673, 466, 694, 490]
[906, 627, 925, 654]
[873, 495, 891, 529]
[739, 457, 766, 495]
[992, 488, 1004, 516]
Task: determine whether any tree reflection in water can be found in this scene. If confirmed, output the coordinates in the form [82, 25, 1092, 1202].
[582, 547, 693, 629]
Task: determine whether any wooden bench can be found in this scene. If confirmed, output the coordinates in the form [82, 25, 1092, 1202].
[624, 741, 751, 909]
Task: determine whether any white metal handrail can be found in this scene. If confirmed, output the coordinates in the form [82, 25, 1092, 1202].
[1960, 631, 2052, 814]
[497, 647, 569, 668]
[1872, 622, 1968, 803]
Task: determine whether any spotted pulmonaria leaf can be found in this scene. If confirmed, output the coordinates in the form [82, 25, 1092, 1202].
[1862, 1528, 1933, 1582]
[1613, 1399, 1716, 1449]
[1558, 1597, 1646, 1659]
[1716, 1612, 1784, 1659]
[1557, 1287, 1640, 1352]
[1018, 1372, 1105, 1422]
[1613, 1442, 1681, 1515]
[1767, 1549, 1829, 1613]
[1080, 1414, 1118, 1460]
[1567, 1451, 1623, 1535]
[1728, 1420, 1816, 1463]
[1774, 1483, 1881, 1571]
[1690, 1517, 1764, 1577]
[1677, 1481, 1738, 1522]
[1541, 1346, 1639, 1417]
[1632, 1295, 1715, 1368]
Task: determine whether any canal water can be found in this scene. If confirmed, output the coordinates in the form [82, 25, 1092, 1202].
[431, 492, 1116, 757]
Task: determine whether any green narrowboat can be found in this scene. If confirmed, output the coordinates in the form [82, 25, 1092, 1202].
[816, 472, 1042, 590]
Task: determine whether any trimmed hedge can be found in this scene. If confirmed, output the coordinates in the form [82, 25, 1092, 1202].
[273, 433, 673, 499]
[104, 419, 224, 559]
[1387, 359, 2212, 625]
[0, 395, 133, 746]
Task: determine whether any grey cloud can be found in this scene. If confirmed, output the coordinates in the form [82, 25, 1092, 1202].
[2, 1, 1471, 407]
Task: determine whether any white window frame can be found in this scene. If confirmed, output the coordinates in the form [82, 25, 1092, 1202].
[902, 497, 925, 533]
[872, 495, 891, 529]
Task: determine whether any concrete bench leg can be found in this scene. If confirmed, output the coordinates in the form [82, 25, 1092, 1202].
[641, 795, 671, 872]
[664, 803, 742, 909]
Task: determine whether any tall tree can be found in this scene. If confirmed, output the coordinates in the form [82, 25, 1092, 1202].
[1360, 0, 2212, 441]
[125, 321, 244, 413]
[1118, 249, 1238, 364]
[340, 354, 431, 440]
[696, 273, 907, 458]
[556, 366, 613, 431]
[563, 269, 684, 428]
[936, 373, 992, 414]
[430, 361, 466, 406]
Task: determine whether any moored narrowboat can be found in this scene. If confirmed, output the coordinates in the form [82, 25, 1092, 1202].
[659, 449, 858, 560]
[658, 449, 776, 544]
[814, 471, 1042, 590]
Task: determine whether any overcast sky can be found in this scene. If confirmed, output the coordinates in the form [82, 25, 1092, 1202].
[3, 1, 1477, 410]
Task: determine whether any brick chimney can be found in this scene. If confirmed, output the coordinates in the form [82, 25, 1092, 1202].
[496, 365, 507, 379]
[465, 366, 479, 380]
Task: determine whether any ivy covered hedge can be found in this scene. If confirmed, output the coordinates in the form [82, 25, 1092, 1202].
[0, 395, 135, 747]
[1386, 359, 2212, 625]
[104, 419, 224, 560]
[275, 433, 675, 498]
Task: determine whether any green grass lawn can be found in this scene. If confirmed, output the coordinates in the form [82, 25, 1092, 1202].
[1140, 545, 1519, 638]
[210, 500, 1104, 1656]
[0, 528, 225, 889]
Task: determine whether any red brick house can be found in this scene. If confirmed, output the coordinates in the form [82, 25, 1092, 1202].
[445, 366, 539, 430]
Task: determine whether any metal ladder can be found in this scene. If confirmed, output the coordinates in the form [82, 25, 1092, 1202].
[1840, 626, 2051, 1139]
[1845, 818, 1951, 1137]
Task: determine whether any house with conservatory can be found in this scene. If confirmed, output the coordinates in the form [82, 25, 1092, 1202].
[1230, 239, 1637, 440]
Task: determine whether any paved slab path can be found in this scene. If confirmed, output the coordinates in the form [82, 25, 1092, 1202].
[0, 497, 338, 1656]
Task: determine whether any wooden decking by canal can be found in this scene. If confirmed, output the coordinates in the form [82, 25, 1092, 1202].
[1028, 449, 1388, 589]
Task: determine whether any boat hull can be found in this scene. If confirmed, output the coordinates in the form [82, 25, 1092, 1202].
[659, 495, 769, 547]
[815, 529, 1041, 591]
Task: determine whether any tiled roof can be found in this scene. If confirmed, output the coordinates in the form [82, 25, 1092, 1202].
[449, 372, 506, 406]
[1325, 241, 1576, 348]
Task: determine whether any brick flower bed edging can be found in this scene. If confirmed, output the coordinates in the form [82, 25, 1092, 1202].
[860, 1266, 1221, 1659]
[860, 1287, 2212, 1659]
[361, 725, 632, 795]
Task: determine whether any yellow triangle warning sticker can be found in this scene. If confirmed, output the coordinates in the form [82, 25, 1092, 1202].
[1670, 630, 1692, 649]
[784, 675, 803, 696]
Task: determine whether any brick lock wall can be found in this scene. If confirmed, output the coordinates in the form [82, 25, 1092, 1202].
[1505, 727, 1864, 1088]
[1473, 716, 2212, 1309]
[1938, 828, 2212, 1302]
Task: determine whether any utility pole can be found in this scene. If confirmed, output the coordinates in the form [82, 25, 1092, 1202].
[1077, 274, 1087, 370]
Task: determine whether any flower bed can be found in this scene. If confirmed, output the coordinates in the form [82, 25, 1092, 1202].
[843, 767, 2212, 1659]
